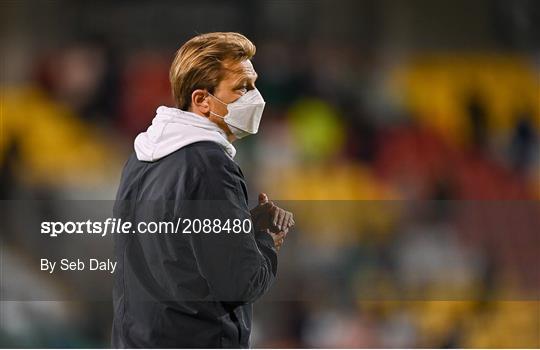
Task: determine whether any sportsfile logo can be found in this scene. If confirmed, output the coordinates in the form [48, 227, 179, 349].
[41, 218, 133, 237]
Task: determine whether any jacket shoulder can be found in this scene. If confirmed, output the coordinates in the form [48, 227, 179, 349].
[169, 141, 238, 173]
[115, 141, 240, 201]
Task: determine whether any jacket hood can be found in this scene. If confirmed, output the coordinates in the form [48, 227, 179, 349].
[134, 106, 236, 162]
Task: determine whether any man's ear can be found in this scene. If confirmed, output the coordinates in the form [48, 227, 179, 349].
[191, 89, 210, 113]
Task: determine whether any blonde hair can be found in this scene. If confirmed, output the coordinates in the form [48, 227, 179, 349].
[169, 32, 256, 110]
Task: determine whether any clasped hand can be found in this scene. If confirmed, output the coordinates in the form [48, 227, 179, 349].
[250, 193, 294, 251]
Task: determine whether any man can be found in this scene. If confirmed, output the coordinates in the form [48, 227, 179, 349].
[111, 32, 294, 348]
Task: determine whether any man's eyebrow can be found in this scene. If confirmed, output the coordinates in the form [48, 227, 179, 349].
[234, 73, 257, 87]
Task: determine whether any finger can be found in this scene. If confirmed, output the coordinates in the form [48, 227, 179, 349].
[285, 212, 294, 227]
[284, 212, 293, 228]
[277, 209, 286, 230]
[271, 206, 279, 227]
[258, 192, 269, 205]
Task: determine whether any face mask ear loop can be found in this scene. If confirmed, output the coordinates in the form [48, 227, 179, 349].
[206, 91, 228, 119]
[207, 92, 228, 106]
[209, 110, 226, 119]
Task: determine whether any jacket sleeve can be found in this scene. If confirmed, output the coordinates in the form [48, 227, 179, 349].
[182, 150, 278, 303]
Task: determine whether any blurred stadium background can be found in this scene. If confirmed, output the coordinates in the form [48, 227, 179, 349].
[1, 0, 539, 348]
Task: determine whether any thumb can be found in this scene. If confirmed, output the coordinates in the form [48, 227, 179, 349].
[258, 192, 269, 205]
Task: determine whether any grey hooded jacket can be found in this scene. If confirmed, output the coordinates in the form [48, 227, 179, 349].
[111, 107, 277, 348]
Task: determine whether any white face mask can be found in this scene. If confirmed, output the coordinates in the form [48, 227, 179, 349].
[208, 88, 266, 139]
